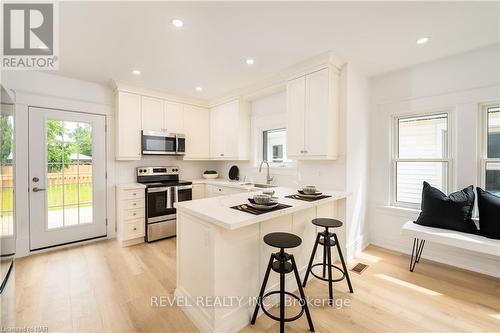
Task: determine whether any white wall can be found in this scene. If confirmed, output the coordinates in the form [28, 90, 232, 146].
[344, 64, 370, 258]
[368, 44, 500, 277]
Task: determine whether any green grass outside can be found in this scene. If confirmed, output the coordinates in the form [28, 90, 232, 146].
[1, 183, 93, 215]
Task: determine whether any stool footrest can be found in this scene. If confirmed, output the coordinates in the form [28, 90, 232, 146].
[310, 263, 346, 282]
[261, 291, 305, 322]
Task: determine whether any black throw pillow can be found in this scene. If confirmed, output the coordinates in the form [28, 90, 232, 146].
[477, 187, 500, 239]
[414, 182, 477, 234]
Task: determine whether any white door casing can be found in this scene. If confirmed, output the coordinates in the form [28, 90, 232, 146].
[29, 107, 106, 250]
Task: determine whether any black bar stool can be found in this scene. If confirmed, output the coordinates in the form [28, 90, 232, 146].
[303, 218, 353, 305]
[251, 232, 314, 333]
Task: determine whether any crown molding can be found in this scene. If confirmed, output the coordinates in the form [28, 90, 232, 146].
[111, 80, 210, 108]
[209, 51, 345, 105]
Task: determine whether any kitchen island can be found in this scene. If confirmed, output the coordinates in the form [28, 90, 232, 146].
[174, 187, 348, 333]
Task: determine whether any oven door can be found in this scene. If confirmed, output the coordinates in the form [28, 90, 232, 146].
[146, 186, 176, 223]
[142, 130, 176, 155]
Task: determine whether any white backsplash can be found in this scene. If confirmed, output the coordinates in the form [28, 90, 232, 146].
[115, 156, 220, 184]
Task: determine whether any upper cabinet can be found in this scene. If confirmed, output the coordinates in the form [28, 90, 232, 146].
[210, 99, 250, 160]
[115, 88, 208, 161]
[164, 101, 184, 133]
[184, 105, 210, 160]
[286, 66, 340, 160]
[116, 91, 142, 160]
[141, 96, 164, 132]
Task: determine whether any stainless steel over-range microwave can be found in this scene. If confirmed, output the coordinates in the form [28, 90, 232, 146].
[141, 130, 185, 155]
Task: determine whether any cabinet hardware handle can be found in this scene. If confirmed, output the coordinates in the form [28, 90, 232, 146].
[133, 213, 137, 216]
[133, 203, 136, 206]
[133, 193, 136, 196]
[133, 227, 137, 231]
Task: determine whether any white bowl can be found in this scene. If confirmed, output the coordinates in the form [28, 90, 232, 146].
[203, 173, 218, 179]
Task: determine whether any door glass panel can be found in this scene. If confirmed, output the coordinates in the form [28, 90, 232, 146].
[0, 113, 14, 237]
[46, 120, 93, 229]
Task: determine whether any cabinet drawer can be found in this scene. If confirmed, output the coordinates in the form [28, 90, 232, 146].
[124, 198, 144, 210]
[123, 207, 145, 220]
[123, 219, 145, 240]
[123, 189, 145, 200]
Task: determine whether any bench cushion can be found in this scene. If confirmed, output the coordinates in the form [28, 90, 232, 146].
[401, 221, 500, 257]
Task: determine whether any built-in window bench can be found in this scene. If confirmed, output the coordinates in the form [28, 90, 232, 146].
[401, 221, 500, 272]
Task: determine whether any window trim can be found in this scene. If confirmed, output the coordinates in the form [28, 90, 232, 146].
[391, 110, 453, 208]
[479, 102, 500, 191]
[256, 126, 294, 170]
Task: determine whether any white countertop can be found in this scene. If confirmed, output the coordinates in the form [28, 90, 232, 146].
[175, 187, 348, 230]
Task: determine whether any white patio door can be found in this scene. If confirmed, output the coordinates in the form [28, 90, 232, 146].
[29, 107, 106, 250]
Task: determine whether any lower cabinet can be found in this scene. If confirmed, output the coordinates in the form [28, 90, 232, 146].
[116, 185, 146, 247]
[192, 184, 206, 200]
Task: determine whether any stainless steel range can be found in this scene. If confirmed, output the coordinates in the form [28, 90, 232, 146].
[137, 166, 192, 242]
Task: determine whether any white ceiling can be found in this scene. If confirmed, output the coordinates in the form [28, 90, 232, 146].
[57, 1, 500, 100]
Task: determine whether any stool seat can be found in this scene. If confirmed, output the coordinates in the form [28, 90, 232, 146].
[264, 232, 302, 248]
[312, 218, 343, 228]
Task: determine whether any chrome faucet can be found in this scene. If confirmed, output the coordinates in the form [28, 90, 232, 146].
[259, 161, 274, 185]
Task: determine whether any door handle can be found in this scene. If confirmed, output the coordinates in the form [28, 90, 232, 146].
[32, 187, 46, 192]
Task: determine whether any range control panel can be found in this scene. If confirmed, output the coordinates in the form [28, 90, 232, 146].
[136, 166, 179, 176]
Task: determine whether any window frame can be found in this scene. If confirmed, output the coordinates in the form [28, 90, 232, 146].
[479, 102, 500, 192]
[391, 110, 453, 208]
[262, 127, 290, 167]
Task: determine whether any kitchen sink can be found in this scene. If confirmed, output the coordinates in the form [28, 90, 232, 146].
[253, 183, 276, 188]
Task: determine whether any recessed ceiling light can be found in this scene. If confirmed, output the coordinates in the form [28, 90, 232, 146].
[416, 37, 430, 45]
[172, 19, 184, 28]
[245, 58, 255, 65]
[132, 70, 141, 75]
[195, 86, 203, 92]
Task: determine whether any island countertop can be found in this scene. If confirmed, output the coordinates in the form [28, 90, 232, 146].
[175, 187, 348, 230]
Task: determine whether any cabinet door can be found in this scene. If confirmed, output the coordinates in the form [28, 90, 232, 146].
[184, 105, 210, 159]
[117, 91, 142, 160]
[222, 100, 240, 158]
[305, 68, 329, 156]
[286, 76, 306, 156]
[210, 105, 225, 158]
[192, 184, 206, 200]
[141, 96, 164, 131]
[164, 101, 184, 133]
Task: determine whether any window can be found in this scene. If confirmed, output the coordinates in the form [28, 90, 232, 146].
[262, 128, 291, 166]
[393, 113, 450, 206]
[482, 105, 500, 196]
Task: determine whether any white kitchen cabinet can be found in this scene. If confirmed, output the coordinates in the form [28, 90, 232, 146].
[164, 101, 184, 133]
[116, 91, 142, 160]
[210, 99, 250, 160]
[192, 184, 206, 200]
[183, 105, 210, 160]
[286, 67, 339, 160]
[141, 96, 164, 131]
[116, 185, 146, 247]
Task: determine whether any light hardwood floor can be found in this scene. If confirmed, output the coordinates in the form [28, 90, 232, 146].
[8, 238, 500, 333]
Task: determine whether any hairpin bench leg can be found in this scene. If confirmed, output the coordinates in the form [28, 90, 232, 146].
[409, 238, 426, 272]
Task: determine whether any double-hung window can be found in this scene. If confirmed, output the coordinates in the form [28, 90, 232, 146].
[393, 113, 450, 206]
[481, 105, 500, 195]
